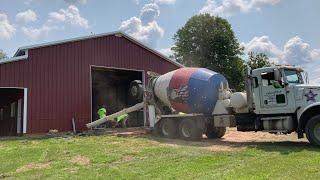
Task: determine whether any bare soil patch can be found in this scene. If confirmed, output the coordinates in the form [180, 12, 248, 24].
[88, 127, 151, 137]
[160, 128, 308, 151]
[16, 162, 51, 173]
[223, 128, 305, 142]
[63, 167, 79, 173]
[70, 155, 90, 166]
[94, 127, 308, 151]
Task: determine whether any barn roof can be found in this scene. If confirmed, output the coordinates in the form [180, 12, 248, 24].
[6, 31, 183, 67]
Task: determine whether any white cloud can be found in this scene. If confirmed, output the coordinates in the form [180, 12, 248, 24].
[134, 0, 177, 5]
[311, 49, 320, 60]
[132, 0, 140, 5]
[243, 36, 320, 83]
[49, 5, 88, 28]
[16, 9, 37, 24]
[64, 0, 87, 5]
[0, 13, 16, 40]
[119, 3, 164, 48]
[140, 3, 160, 24]
[22, 5, 88, 40]
[243, 36, 282, 62]
[200, 0, 281, 17]
[243, 36, 320, 64]
[21, 25, 51, 40]
[250, 0, 281, 9]
[159, 47, 174, 57]
[282, 36, 315, 65]
[154, 0, 176, 5]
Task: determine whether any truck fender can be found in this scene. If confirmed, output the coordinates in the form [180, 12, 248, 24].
[297, 102, 320, 130]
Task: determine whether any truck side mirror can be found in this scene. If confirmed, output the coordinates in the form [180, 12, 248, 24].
[305, 72, 309, 84]
[253, 77, 258, 88]
[247, 66, 252, 76]
[274, 69, 281, 81]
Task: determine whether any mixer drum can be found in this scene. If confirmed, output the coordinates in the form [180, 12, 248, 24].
[154, 68, 227, 114]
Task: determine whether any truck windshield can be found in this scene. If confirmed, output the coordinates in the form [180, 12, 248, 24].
[284, 69, 304, 84]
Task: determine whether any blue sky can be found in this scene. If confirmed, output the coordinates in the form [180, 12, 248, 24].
[1, 0, 320, 81]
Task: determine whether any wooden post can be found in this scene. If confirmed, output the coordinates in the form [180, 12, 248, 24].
[72, 118, 76, 134]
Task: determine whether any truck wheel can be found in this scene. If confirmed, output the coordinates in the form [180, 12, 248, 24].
[129, 80, 143, 103]
[305, 115, 320, 146]
[206, 127, 226, 139]
[178, 119, 202, 141]
[159, 119, 178, 138]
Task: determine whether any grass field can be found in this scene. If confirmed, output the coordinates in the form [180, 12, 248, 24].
[0, 130, 320, 179]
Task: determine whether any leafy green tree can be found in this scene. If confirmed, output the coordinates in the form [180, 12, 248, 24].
[172, 14, 246, 91]
[0, 50, 7, 60]
[247, 52, 271, 70]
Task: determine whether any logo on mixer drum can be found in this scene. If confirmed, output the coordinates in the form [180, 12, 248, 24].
[168, 85, 189, 103]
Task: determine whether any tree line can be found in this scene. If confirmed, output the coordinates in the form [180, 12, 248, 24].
[172, 14, 271, 91]
[0, 50, 7, 60]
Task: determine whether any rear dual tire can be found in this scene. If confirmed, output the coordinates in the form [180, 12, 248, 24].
[155, 118, 203, 141]
[206, 126, 226, 139]
[178, 119, 203, 141]
[158, 118, 178, 138]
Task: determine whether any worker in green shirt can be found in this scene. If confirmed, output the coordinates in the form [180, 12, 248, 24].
[116, 114, 128, 123]
[97, 106, 129, 128]
[97, 107, 107, 119]
[272, 80, 282, 89]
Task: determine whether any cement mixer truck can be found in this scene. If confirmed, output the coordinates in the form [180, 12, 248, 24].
[139, 66, 320, 146]
[87, 65, 320, 146]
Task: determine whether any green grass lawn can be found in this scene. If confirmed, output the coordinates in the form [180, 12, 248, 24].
[0, 133, 319, 179]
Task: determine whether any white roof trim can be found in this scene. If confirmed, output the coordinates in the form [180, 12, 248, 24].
[0, 50, 28, 65]
[14, 31, 184, 68]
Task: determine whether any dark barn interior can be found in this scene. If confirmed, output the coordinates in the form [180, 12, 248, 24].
[91, 67, 144, 127]
[0, 88, 24, 136]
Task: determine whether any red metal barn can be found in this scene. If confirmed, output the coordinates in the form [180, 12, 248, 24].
[0, 31, 182, 135]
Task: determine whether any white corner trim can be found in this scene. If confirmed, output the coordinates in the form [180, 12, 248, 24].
[23, 88, 28, 134]
[0, 50, 28, 65]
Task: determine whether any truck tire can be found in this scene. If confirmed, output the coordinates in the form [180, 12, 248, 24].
[305, 115, 320, 146]
[206, 127, 226, 139]
[178, 119, 203, 141]
[159, 119, 178, 138]
[129, 80, 143, 103]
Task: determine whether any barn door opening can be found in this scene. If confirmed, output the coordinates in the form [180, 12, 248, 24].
[0, 88, 24, 136]
[91, 66, 145, 128]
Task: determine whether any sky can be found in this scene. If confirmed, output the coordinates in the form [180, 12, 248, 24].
[1, 0, 320, 82]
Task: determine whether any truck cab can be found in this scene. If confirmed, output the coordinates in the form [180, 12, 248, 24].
[241, 66, 320, 145]
[251, 66, 304, 114]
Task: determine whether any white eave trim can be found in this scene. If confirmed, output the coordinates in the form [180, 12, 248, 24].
[0, 50, 28, 65]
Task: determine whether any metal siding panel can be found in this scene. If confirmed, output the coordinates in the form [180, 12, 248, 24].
[0, 34, 180, 134]
[60, 44, 68, 131]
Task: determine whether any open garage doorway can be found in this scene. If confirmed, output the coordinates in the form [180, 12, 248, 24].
[0, 88, 25, 136]
[91, 66, 145, 127]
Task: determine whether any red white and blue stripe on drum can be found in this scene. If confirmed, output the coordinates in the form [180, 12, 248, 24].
[167, 68, 227, 114]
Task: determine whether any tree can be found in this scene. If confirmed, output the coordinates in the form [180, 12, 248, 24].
[0, 50, 7, 60]
[247, 52, 271, 70]
[172, 14, 246, 91]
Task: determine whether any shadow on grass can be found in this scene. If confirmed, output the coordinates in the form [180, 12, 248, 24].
[1, 128, 319, 154]
[145, 135, 320, 154]
[0, 134, 76, 142]
[0, 136, 49, 142]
